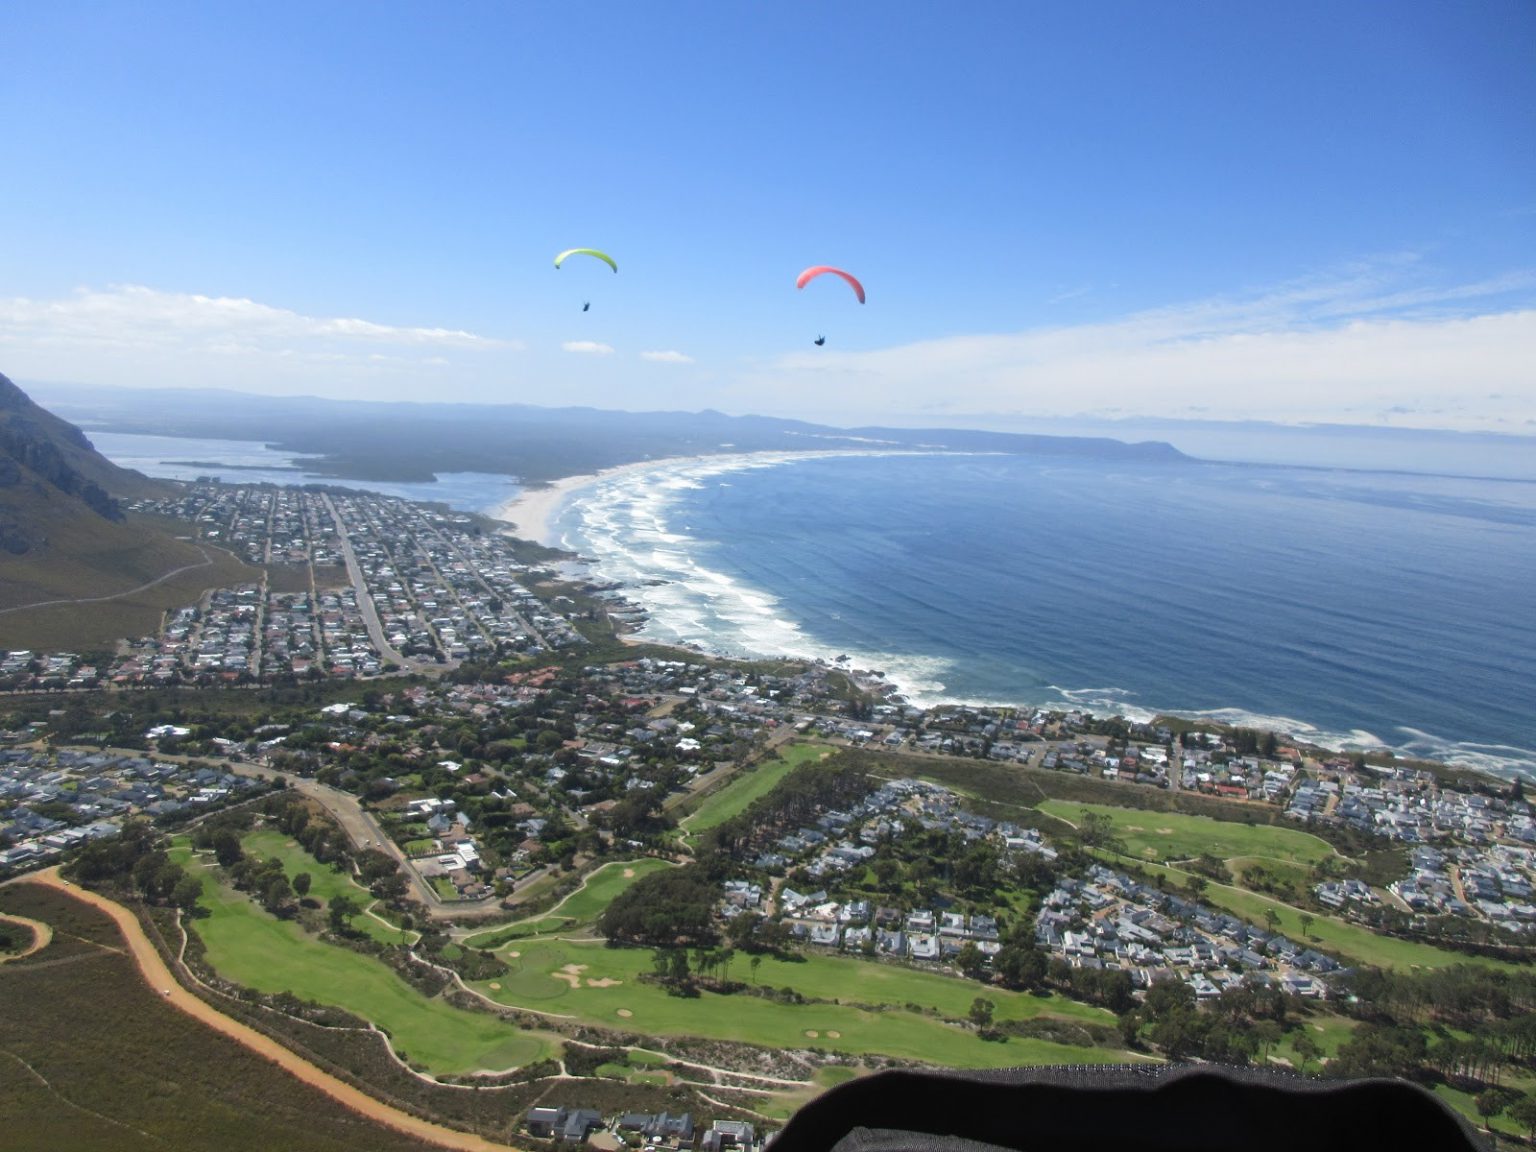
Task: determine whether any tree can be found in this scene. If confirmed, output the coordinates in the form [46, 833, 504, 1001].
[292, 872, 312, 898]
[261, 873, 295, 916]
[1299, 912, 1315, 941]
[969, 997, 995, 1028]
[1475, 1087, 1518, 1131]
[171, 874, 205, 914]
[955, 941, 988, 982]
[329, 894, 358, 933]
[1252, 1020, 1283, 1063]
[213, 829, 244, 869]
[1291, 1031, 1323, 1075]
[1264, 907, 1281, 934]
[993, 943, 1047, 991]
[1508, 1094, 1536, 1141]
[668, 949, 691, 987]
[750, 954, 762, 984]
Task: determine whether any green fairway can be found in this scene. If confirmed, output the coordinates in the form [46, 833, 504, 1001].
[1124, 854, 1517, 972]
[464, 858, 674, 948]
[1272, 1012, 1358, 1070]
[550, 858, 676, 925]
[1039, 800, 1336, 867]
[683, 742, 831, 836]
[171, 846, 550, 1076]
[475, 936, 1128, 1069]
[238, 829, 413, 945]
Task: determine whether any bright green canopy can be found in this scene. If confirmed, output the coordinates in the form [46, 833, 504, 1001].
[553, 248, 618, 273]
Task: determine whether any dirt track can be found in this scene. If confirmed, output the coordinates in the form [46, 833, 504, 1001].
[0, 910, 53, 962]
[21, 868, 519, 1152]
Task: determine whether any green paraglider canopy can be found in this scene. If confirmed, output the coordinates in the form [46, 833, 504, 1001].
[554, 248, 618, 273]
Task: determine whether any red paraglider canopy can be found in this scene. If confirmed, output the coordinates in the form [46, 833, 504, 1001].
[796, 265, 866, 304]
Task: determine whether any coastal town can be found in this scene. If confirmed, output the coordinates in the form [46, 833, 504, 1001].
[4, 481, 1534, 949]
[4, 478, 1535, 1147]
[6, 620, 1533, 950]
[1, 483, 584, 692]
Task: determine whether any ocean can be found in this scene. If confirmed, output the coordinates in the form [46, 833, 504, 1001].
[90, 431, 1536, 779]
[549, 452, 1536, 780]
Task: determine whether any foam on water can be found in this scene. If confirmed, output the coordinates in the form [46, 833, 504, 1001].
[553, 450, 1536, 780]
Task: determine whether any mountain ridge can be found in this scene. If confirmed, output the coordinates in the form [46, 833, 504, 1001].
[27, 381, 1187, 485]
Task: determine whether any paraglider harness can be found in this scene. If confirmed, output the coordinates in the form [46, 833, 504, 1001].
[769, 1065, 1488, 1152]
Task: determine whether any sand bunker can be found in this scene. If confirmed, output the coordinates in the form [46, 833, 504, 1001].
[826, 1030, 842, 1039]
[587, 977, 623, 988]
[552, 963, 589, 988]
[617, 1009, 634, 1018]
[507, 950, 521, 958]
[1157, 827, 1174, 834]
[805, 1030, 820, 1039]
[488, 982, 502, 990]
[623, 868, 635, 878]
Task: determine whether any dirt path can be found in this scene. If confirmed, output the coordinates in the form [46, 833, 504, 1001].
[20, 868, 519, 1152]
[0, 911, 53, 962]
[0, 545, 214, 615]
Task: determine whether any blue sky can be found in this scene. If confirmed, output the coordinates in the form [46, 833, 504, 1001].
[2, 1, 1533, 431]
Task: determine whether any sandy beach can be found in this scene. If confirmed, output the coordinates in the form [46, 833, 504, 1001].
[491, 449, 920, 547]
[490, 457, 693, 546]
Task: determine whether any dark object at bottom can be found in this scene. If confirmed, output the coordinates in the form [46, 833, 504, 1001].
[770, 1066, 1487, 1152]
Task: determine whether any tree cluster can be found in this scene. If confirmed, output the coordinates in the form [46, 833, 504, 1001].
[597, 864, 719, 948]
[1121, 979, 1301, 1066]
[64, 820, 204, 914]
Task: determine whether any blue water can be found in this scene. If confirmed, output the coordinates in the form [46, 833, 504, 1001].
[92, 428, 1536, 778]
[88, 431, 521, 514]
[551, 452, 1536, 779]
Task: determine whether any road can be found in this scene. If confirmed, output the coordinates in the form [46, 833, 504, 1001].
[322, 493, 414, 669]
[60, 743, 499, 922]
[221, 760, 505, 921]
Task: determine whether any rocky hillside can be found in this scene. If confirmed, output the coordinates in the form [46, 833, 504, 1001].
[0, 372, 164, 555]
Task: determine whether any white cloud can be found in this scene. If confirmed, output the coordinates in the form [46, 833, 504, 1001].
[0, 284, 505, 349]
[742, 269, 1536, 433]
[562, 340, 615, 355]
[0, 284, 517, 396]
[639, 349, 694, 364]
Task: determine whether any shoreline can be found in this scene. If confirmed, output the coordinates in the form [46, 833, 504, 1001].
[490, 448, 944, 548]
[490, 457, 704, 547]
[487, 452, 1533, 781]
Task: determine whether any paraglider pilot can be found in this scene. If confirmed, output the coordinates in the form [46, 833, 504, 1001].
[814, 335, 825, 346]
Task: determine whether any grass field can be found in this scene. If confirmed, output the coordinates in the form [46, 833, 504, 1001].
[681, 742, 832, 837]
[464, 859, 675, 949]
[473, 935, 1126, 1070]
[0, 535, 256, 651]
[236, 829, 416, 945]
[172, 847, 551, 1075]
[1272, 1011, 1359, 1069]
[1039, 799, 1337, 868]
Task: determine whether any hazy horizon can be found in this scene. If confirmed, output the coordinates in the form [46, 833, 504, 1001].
[23, 375, 1536, 482]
